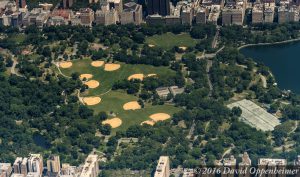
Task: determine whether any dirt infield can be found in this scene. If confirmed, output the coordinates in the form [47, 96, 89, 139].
[84, 80, 100, 88]
[147, 74, 157, 77]
[80, 74, 93, 80]
[179, 46, 187, 51]
[102, 118, 122, 128]
[149, 113, 171, 121]
[123, 101, 141, 110]
[91, 61, 105, 67]
[128, 74, 144, 81]
[141, 120, 155, 126]
[82, 97, 101, 105]
[59, 61, 72, 68]
[104, 63, 121, 71]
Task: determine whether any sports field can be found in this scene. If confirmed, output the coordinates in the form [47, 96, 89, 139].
[146, 32, 197, 50]
[60, 58, 181, 132]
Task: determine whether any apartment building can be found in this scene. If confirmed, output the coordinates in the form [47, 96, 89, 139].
[120, 2, 143, 25]
[181, 5, 193, 25]
[0, 163, 12, 177]
[196, 7, 207, 24]
[27, 154, 43, 176]
[154, 156, 170, 177]
[252, 3, 264, 23]
[47, 155, 61, 174]
[79, 8, 94, 27]
[95, 9, 118, 25]
[23, 8, 50, 27]
[278, 5, 289, 23]
[79, 155, 99, 177]
[238, 152, 251, 177]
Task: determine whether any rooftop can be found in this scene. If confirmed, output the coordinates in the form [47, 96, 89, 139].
[227, 99, 280, 131]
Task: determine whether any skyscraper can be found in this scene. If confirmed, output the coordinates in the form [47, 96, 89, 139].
[154, 156, 170, 177]
[63, 0, 74, 8]
[147, 0, 170, 16]
[47, 155, 61, 174]
[27, 154, 43, 176]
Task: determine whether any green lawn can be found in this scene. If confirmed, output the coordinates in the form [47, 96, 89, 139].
[60, 58, 182, 132]
[146, 32, 198, 50]
[61, 58, 176, 95]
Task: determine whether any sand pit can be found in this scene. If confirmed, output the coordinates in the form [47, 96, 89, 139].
[128, 74, 144, 81]
[147, 74, 157, 77]
[141, 120, 155, 126]
[91, 61, 105, 67]
[80, 74, 93, 80]
[104, 63, 121, 71]
[84, 80, 100, 89]
[59, 61, 72, 68]
[102, 118, 122, 128]
[148, 44, 155, 47]
[149, 113, 171, 121]
[82, 97, 101, 106]
[123, 101, 141, 110]
[179, 46, 187, 51]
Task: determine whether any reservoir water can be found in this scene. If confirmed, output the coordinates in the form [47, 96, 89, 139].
[240, 41, 300, 94]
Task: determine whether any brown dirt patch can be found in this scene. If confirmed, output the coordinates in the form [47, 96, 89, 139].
[149, 113, 171, 121]
[128, 74, 144, 81]
[147, 74, 157, 77]
[104, 63, 121, 71]
[79, 74, 93, 80]
[91, 61, 105, 67]
[179, 46, 187, 50]
[59, 61, 72, 68]
[102, 118, 122, 128]
[84, 80, 100, 89]
[82, 97, 101, 106]
[123, 101, 141, 110]
[141, 120, 155, 126]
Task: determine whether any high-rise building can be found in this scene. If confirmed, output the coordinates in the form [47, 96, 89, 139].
[13, 158, 23, 174]
[278, 5, 289, 23]
[154, 156, 170, 177]
[27, 154, 43, 176]
[21, 158, 28, 176]
[120, 2, 143, 25]
[47, 156, 61, 174]
[181, 6, 193, 25]
[238, 152, 251, 177]
[0, 163, 12, 177]
[63, 0, 74, 8]
[79, 8, 94, 26]
[263, 6, 274, 23]
[79, 155, 99, 177]
[289, 6, 299, 22]
[196, 7, 207, 24]
[16, 0, 26, 8]
[61, 164, 77, 176]
[95, 9, 118, 25]
[148, 0, 170, 16]
[252, 3, 263, 23]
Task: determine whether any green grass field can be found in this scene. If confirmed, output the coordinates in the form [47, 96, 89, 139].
[146, 32, 198, 50]
[60, 58, 181, 132]
[61, 58, 176, 95]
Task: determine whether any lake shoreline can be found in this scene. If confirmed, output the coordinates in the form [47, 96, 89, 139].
[238, 37, 300, 50]
[240, 39, 300, 94]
